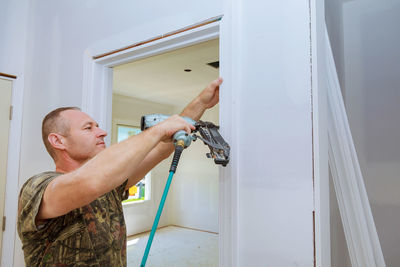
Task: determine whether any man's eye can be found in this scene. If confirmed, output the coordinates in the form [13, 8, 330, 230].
[85, 127, 91, 130]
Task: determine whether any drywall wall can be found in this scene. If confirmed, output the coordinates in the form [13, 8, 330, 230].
[220, 0, 316, 265]
[326, 0, 400, 266]
[324, 0, 345, 97]
[0, 0, 30, 75]
[111, 94, 175, 236]
[112, 94, 219, 235]
[7, 1, 222, 266]
[168, 105, 219, 233]
[0, 1, 31, 267]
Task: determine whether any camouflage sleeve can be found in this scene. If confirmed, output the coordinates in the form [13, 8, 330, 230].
[17, 172, 61, 234]
[116, 179, 129, 202]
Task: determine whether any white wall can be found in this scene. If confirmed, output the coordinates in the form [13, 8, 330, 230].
[326, 0, 400, 266]
[168, 106, 219, 233]
[221, 0, 315, 265]
[325, 0, 346, 98]
[6, 1, 222, 266]
[0, 1, 31, 266]
[112, 94, 220, 235]
[112, 94, 175, 236]
[0, 0, 30, 75]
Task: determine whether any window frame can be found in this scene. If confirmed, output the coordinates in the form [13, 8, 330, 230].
[111, 119, 152, 205]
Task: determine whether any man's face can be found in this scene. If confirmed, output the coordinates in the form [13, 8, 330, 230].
[60, 110, 107, 162]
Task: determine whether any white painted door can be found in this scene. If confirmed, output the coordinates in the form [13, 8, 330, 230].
[0, 78, 12, 261]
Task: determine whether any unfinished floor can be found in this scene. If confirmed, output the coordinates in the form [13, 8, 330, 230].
[127, 226, 218, 267]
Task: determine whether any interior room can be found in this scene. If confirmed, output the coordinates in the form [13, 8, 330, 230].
[111, 39, 220, 266]
[2, 0, 400, 266]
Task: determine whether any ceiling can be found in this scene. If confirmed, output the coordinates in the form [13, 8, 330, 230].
[113, 38, 219, 107]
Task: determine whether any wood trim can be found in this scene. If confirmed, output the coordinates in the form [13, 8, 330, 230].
[326, 27, 386, 267]
[93, 16, 222, 60]
[170, 224, 218, 235]
[82, 19, 220, 139]
[127, 224, 217, 240]
[0, 73, 17, 79]
[127, 225, 169, 239]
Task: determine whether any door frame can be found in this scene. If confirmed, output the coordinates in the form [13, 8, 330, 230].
[81, 15, 238, 266]
[82, 16, 221, 138]
[0, 73, 24, 267]
[0, 77, 13, 262]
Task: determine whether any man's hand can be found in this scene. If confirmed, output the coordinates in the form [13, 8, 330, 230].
[156, 115, 196, 142]
[181, 77, 223, 121]
[197, 77, 222, 109]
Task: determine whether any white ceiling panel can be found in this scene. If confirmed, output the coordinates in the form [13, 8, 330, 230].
[113, 39, 219, 107]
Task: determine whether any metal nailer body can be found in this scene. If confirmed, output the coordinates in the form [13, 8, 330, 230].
[141, 113, 196, 148]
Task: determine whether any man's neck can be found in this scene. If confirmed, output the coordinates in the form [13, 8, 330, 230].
[55, 154, 87, 173]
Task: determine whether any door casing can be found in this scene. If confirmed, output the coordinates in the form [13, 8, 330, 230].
[81, 16, 238, 267]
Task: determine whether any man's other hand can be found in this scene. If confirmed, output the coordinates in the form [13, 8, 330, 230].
[197, 77, 222, 109]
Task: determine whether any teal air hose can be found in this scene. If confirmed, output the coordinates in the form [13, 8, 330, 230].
[140, 143, 184, 267]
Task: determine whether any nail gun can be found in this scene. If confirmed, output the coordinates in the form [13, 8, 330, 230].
[141, 113, 230, 166]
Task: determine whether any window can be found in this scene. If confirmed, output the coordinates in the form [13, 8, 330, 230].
[116, 124, 150, 204]
[117, 125, 141, 143]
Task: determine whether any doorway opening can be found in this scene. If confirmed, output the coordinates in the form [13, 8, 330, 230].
[111, 38, 220, 266]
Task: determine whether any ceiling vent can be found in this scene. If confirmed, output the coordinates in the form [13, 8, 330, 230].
[207, 61, 219, 69]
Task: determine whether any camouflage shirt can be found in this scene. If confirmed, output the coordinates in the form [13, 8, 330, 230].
[17, 171, 129, 267]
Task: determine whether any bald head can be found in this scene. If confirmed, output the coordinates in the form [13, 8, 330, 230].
[42, 107, 80, 160]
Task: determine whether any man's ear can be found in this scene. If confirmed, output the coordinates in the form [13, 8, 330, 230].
[48, 133, 66, 151]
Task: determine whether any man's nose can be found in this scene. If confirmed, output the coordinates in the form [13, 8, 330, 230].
[97, 127, 107, 137]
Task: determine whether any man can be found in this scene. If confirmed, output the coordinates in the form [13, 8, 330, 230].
[17, 78, 223, 266]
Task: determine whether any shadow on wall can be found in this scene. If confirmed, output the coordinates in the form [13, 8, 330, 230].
[371, 204, 400, 267]
[361, 3, 400, 163]
[324, 0, 346, 95]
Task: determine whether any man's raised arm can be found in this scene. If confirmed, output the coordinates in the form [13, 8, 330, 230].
[124, 77, 222, 189]
[37, 116, 194, 220]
